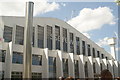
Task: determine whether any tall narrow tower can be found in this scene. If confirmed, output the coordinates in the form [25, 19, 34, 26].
[23, 2, 34, 78]
[108, 37, 116, 59]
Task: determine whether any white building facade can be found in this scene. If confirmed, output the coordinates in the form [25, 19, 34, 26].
[0, 16, 120, 79]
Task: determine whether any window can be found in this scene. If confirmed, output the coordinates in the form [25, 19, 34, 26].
[32, 73, 42, 79]
[76, 37, 80, 55]
[82, 41, 86, 55]
[74, 60, 79, 78]
[88, 44, 91, 56]
[93, 48, 95, 58]
[107, 64, 109, 69]
[32, 27, 35, 47]
[55, 26, 60, 50]
[63, 28, 67, 52]
[84, 62, 88, 78]
[100, 63, 103, 71]
[32, 54, 42, 65]
[11, 72, 22, 79]
[12, 52, 23, 64]
[93, 63, 96, 73]
[0, 50, 6, 62]
[3, 25, 12, 42]
[0, 71, 4, 79]
[62, 58, 68, 78]
[101, 54, 104, 59]
[49, 57, 56, 78]
[70, 33, 74, 53]
[47, 25, 52, 50]
[11, 72, 42, 79]
[106, 57, 108, 60]
[97, 51, 100, 57]
[38, 25, 44, 48]
[15, 25, 24, 45]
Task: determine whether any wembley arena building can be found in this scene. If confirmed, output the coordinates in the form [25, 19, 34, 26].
[0, 16, 120, 79]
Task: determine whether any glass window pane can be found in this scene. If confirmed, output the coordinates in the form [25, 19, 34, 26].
[3, 25, 13, 42]
[15, 25, 24, 45]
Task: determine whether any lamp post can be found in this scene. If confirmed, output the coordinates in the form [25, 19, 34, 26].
[23, 2, 34, 79]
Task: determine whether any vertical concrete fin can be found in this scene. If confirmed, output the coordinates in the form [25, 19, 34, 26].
[88, 56, 94, 78]
[42, 48, 49, 78]
[68, 53, 75, 78]
[4, 42, 13, 78]
[56, 51, 63, 78]
[79, 55, 85, 78]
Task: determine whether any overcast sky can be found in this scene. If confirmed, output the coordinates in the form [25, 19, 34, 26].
[0, 0, 119, 60]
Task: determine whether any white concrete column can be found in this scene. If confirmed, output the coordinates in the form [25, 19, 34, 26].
[60, 27, 63, 51]
[42, 48, 49, 78]
[4, 42, 13, 78]
[67, 29, 70, 53]
[94, 48, 97, 58]
[44, 25, 47, 48]
[95, 58, 101, 74]
[88, 56, 94, 78]
[108, 60, 114, 77]
[73, 34, 76, 55]
[113, 61, 118, 78]
[56, 51, 63, 78]
[34, 25, 38, 47]
[78, 55, 85, 78]
[68, 53, 75, 78]
[12, 24, 16, 44]
[90, 45, 93, 57]
[52, 26, 55, 50]
[102, 59, 107, 70]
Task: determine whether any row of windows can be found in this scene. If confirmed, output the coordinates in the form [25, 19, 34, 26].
[12, 52, 42, 65]
[0, 50, 42, 65]
[0, 71, 42, 79]
[3, 25, 108, 59]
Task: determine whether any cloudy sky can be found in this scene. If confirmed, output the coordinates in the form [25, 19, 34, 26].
[0, 0, 119, 60]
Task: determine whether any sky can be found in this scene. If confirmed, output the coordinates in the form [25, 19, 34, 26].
[0, 0, 119, 60]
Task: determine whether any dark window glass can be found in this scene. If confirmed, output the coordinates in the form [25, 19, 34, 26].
[15, 25, 24, 45]
[12, 52, 23, 64]
[101, 54, 104, 59]
[32, 27, 35, 47]
[49, 57, 56, 78]
[32, 73, 42, 78]
[62, 58, 68, 78]
[55, 26, 60, 50]
[107, 64, 109, 69]
[106, 57, 108, 60]
[84, 62, 88, 77]
[0, 50, 6, 62]
[76, 37, 80, 55]
[97, 51, 100, 57]
[93, 48, 95, 58]
[70, 33, 74, 53]
[3, 25, 12, 42]
[82, 41, 86, 55]
[11, 72, 22, 79]
[38, 25, 44, 48]
[93, 63, 96, 73]
[63, 28, 67, 52]
[74, 60, 79, 78]
[100, 63, 102, 71]
[47, 25, 52, 50]
[0, 71, 4, 79]
[32, 54, 42, 65]
[88, 44, 91, 56]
